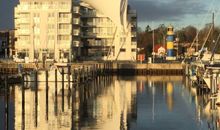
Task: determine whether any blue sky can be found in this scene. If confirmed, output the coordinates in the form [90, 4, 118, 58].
[0, 0, 220, 30]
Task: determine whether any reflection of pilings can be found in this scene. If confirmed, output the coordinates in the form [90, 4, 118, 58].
[68, 65, 71, 91]
[62, 67, 64, 112]
[46, 70, 49, 120]
[54, 69, 58, 116]
[210, 98, 216, 110]
[4, 76, 9, 130]
[72, 83, 80, 130]
[68, 70, 71, 109]
[71, 83, 75, 130]
[34, 71, 38, 127]
[71, 84, 79, 130]
[22, 74, 25, 130]
[67, 66, 72, 107]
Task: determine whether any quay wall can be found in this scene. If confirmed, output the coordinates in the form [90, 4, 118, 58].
[0, 62, 184, 75]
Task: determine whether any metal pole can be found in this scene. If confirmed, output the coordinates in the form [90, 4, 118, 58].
[152, 28, 155, 63]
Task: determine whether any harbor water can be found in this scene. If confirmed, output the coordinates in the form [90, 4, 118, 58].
[0, 75, 216, 130]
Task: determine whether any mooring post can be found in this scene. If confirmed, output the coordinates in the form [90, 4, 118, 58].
[82, 66, 85, 83]
[62, 67, 64, 112]
[71, 82, 75, 130]
[87, 66, 89, 80]
[46, 70, 49, 120]
[34, 70, 38, 127]
[68, 65, 71, 91]
[77, 69, 79, 84]
[54, 68, 58, 116]
[21, 73, 25, 130]
[72, 69, 75, 84]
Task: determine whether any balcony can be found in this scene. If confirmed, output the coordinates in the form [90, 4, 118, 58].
[72, 41, 80, 47]
[131, 32, 137, 37]
[73, 6, 80, 14]
[59, 29, 72, 34]
[82, 32, 114, 38]
[17, 6, 30, 12]
[58, 42, 71, 49]
[18, 18, 30, 24]
[73, 30, 80, 36]
[59, 18, 72, 23]
[73, 18, 80, 25]
[81, 11, 96, 17]
[18, 29, 30, 35]
[59, 6, 72, 12]
[131, 41, 137, 45]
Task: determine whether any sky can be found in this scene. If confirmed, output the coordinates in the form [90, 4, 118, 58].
[130, 0, 220, 30]
[0, 0, 220, 30]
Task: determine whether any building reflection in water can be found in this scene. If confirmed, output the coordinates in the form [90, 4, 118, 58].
[12, 73, 138, 130]
[2, 75, 220, 130]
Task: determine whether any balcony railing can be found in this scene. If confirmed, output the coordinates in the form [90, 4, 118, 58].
[73, 18, 80, 25]
[73, 6, 80, 14]
[73, 30, 80, 36]
[72, 41, 80, 47]
[59, 29, 72, 34]
[18, 29, 30, 35]
[59, 18, 72, 23]
[18, 18, 30, 24]
[81, 11, 96, 17]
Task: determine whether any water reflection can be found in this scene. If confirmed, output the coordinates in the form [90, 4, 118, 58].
[1, 75, 220, 129]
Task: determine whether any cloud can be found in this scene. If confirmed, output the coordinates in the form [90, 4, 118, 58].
[129, 0, 207, 22]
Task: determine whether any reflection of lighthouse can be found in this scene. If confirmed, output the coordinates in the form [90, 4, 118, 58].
[166, 25, 175, 60]
[166, 82, 174, 111]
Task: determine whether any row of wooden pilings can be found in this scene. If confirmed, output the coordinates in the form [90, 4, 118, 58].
[1, 65, 114, 130]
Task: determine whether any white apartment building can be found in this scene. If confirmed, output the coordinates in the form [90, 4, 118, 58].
[14, 0, 74, 62]
[78, 1, 137, 61]
[14, 0, 137, 62]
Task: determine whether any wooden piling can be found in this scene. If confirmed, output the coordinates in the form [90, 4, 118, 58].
[46, 70, 49, 120]
[34, 71, 38, 127]
[22, 74, 25, 130]
[62, 67, 64, 112]
[54, 68, 58, 116]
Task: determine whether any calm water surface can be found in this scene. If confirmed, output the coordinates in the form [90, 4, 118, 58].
[0, 75, 217, 130]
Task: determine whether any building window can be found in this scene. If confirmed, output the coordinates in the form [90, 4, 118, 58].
[131, 49, 136, 52]
[48, 13, 55, 18]
[59, 13, 69, 18]
[120, 48, 126, 52]
[58, 35, 70, 41]
[33, 13, 40, 18]
[59, 24, 69, 29]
